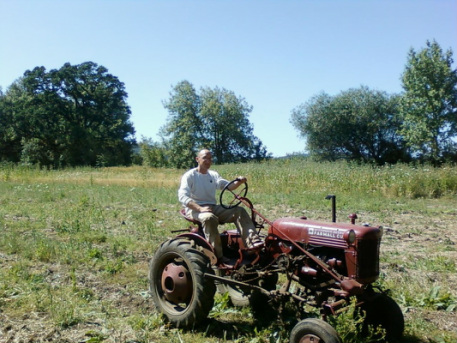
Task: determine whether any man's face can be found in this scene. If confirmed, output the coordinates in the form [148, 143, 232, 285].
[197, 150, 212, 170]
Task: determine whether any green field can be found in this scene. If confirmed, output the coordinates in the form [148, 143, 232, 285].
[1, 160, 456, 342]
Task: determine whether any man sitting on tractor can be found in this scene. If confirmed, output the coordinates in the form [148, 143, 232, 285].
[178, 149, 263, 265]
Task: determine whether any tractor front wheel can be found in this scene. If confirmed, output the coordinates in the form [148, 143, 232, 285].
[289, 318, 342, 343]
[149, 239, 216, 328]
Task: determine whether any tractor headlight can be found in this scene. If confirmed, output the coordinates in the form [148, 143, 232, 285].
[345, 229, 356, 244]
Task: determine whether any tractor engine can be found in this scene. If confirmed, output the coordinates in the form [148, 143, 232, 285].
[266, 217, 383, 285]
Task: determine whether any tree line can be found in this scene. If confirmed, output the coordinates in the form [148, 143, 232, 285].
[0, 63, 269, 169]
[291, 40, 457, 165]
[1, 40, 456, 168]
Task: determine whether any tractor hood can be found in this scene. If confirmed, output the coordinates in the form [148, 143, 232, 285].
[269, 217, 383, 249]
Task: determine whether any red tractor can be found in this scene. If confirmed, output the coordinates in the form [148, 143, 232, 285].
[149, 180, 404, 343]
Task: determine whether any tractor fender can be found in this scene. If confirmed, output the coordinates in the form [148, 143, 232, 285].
[176, 232, 218, 265]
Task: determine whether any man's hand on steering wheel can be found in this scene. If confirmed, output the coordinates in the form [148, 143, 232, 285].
[220, 178, 262, 232]
[227, 176, 247, 191]
[220, 178, 249, 209]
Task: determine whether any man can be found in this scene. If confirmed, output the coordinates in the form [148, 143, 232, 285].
[178, 149, 262, 264]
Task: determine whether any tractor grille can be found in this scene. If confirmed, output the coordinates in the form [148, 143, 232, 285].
[356, 238, 380, 283]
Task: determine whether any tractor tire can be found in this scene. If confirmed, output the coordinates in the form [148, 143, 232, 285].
[217, 271, 278, 308]
[149, 238, 216, 328]
[360, 293, 404, 342]
[216, 268, 250, 307]
[218, 281, 250, 307]
[290, 318, 342, 343]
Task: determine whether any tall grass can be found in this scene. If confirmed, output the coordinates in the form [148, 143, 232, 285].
[216, 158, 457, 223]
[2, 159, 456, 201]
[219, 158, 457, 199]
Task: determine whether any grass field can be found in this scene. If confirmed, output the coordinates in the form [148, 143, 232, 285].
[1, 159, 456, 343]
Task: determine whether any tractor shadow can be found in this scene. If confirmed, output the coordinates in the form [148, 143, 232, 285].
[195, 317, 292, 340]
[185, 318, 425, 343]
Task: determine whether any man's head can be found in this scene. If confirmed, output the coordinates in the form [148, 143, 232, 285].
[196, 149, 212, 173]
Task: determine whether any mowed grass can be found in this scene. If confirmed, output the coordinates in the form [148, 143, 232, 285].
[0, 159, 456, 343]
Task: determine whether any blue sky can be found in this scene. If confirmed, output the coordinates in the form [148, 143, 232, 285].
[1, 1, 456, 157]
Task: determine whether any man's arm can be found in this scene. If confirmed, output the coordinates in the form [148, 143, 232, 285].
[228, 176, 247, 190]
[178, 172, 193, 206]
[185, 200, 212, 213]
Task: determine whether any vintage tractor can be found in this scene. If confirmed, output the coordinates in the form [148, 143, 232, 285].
[149, 180, 404, 343]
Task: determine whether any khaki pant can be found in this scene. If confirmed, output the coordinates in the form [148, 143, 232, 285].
[189, 205, 255, 258]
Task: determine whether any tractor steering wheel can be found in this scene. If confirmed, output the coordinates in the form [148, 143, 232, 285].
[219, 179, 248, 209]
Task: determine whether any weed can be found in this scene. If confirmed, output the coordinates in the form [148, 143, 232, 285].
[327, 299, 385, 343]
[83, 330, 107, 343]
[419, 286, 457, 312]
[408, 256, 456, 272]
[88, 248, 103, 260]
[102, 259, 124, 274]
[128, 313, 163, 331]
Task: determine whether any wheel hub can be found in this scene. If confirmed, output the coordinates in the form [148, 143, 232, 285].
[161, 262, 192, 304]
[299, 335, 321, 343]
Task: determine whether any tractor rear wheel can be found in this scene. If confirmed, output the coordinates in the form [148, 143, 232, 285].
[149, 239, 216, 328]
[290, 318, 342, 343]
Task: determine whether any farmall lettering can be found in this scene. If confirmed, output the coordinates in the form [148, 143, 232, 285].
[308, 225, 345, 239]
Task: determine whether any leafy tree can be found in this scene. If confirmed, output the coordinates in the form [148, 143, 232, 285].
[400, 40, 457, 164]
[53, 62, 135, 166]
[1, 62, 135, 167]
[161, 80, 270, 168]
[199, 86, 268, 164]
[138, 137, 169, 168]
[1, 77, 50, 163]
[6, 67, 70, 166]
[291, 86, 409, 164]
[161, 81, 202, 169]
[0, 88, 18, 162]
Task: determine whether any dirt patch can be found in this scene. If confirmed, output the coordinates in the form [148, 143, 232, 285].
[0, 258, 155, 343]
[380, 210, 457, 339]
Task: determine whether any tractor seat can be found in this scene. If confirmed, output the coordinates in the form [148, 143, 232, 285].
[180, 208, 203, 228]
[179, 208, 229, 236]
[179, 208, 227, 227]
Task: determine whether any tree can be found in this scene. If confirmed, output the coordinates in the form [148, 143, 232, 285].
[161, 80, 270, 168]
[161, 81, 202, 169]
[199, 86, 268, 164]
[0, 76, 52, 163]
[52, 62, 135, 166]
[0, 87, 19, 162]
[138, 137, 169, 168]
[1, 62, 135, 167]
[290, 86, 409, 164]
[400, 40, 457, 164]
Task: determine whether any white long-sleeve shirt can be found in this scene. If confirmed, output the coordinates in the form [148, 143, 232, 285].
[178, 168, 229, 207]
